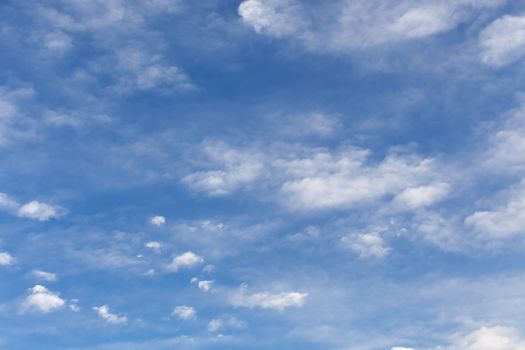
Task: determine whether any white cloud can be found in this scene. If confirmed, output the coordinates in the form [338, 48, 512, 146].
[238, 0, 506, 51]
[480, 15, 525, 67]
[183, 141, 263, 196]
[167, 251, 204, 272]
[31, 270, 58, 282]
[341, 232, 390, 258]
[278, 150, 441, 210]
[448, 326, 525, 350]
[145, 241, 162, 250]
[17, 201, 61, 221]
[465, 181, 525, 239]
[22, 285, 65, 313]
[0, 193, 19, 212]
[485, 100, 525, 172]
[150, 215, 166, 226]
[392, 182, 450, 210]
[172, 305, 196, 320]
[0, 252, 14, 266]
[391, 347, 415, 350]
[238, 0, 307, 38]
[231, 286, 308, 311]
[191, 278, 214, 292]
[93, 305, 128, 324]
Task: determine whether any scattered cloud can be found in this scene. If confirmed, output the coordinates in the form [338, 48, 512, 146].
[93, 305, 128, 324]
[392, 182, 450, 210]
[182, 141, 263, 196]
[150, 215, 166, 226]
[172, 305, 196, 320]
[17, 201, 62, 221]
[341, 232, 391, 258]
[22, 285, 65, 313]
[480, 15, 525, 67]
[231, 285, 308, 311]
[31, 270, 58, 282]
[0, 252, 14, 266]
[465, 181, 525, 239]
[167, 251, 204, 272]
[207, 316, 245, 332]
[191, 278, 214, 292]
[447, 326, 525, 350]
[145, 241, 162, 250]
[239, 0, 507, 52]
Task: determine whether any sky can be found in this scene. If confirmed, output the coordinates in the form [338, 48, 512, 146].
[1, 0, 525, 349]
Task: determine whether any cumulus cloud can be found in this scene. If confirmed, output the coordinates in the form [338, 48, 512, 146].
[172, 305, 196, 320]
[22, 285, 65, 313]
[465, 181, 525, 238]
[150, 215, 166, 226]
[31, 270, 58, 282]
[93, 305, 127, 324]
[448, 326, 525, 350]
[480, 15, 525, 67]
[17, 201, 62, 221]
[341, 232, 391, 258]
[391, 347, 415, 350]
[238, 0, 506, 51]
[0, 252, 14, 266]
[167, 251, 204, 272]
[231, 285, 308, 311]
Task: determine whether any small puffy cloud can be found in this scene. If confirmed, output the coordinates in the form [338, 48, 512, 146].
[93, 305, 127, 324]
[172, 305, 196, 320]
[465, 182, 525, 238]
[480, 15, 525, 67]
[448, 326, 525, 350]
[391, 348, 415, 350]
[167, 251, 204, 272]
[0, 252, 14, 266]
[232, 286, 308, 311]
[17, 201, 61, 221]
[341, 233, 390, 258]
[31, 270, 58, 282]
[392, 182, 450, 210]
[150, 215, 166, 226]
[22, 285, 65, 313]
[145, 241, 162, 250]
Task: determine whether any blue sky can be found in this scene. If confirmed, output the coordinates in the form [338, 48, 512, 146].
[1, 0, 525, 349]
